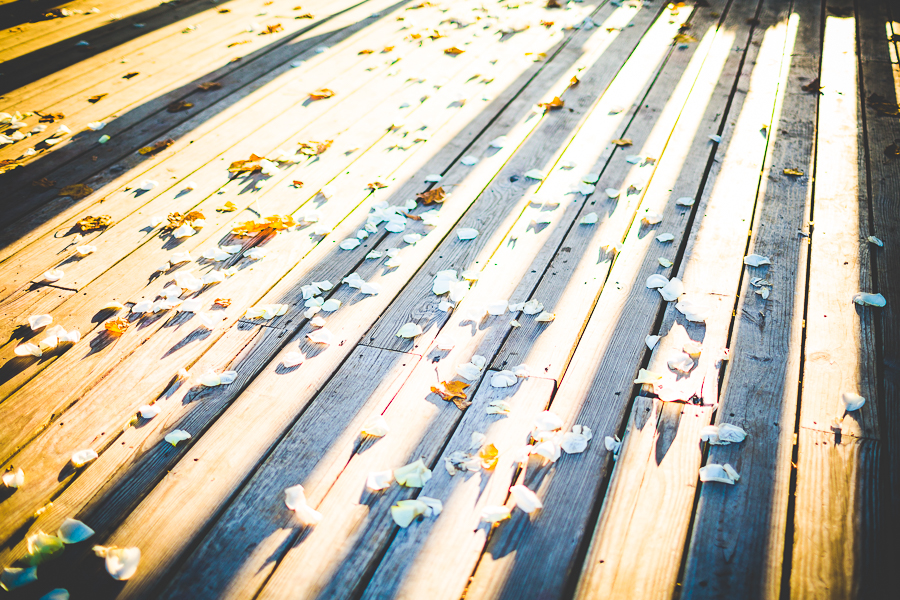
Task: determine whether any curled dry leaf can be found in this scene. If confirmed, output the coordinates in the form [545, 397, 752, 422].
[166, 100, 193, 113]
[612, 138, 633, 147]
[416, 186, 447, 205]
[104, 317, 129, 334]
[367, 181, 388, 190]
[309, 88, 335, 100]
[431, 380, 470, 410]
[58, 184, 93, 199]
[783, 168, 803, 176]
[444, 46, 465, 55]
[198, 82, 222, 91]
[138, 138, 174, 155]
[538, 96, 565, 110]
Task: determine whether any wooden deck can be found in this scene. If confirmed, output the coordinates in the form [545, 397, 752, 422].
[0, 0, 896, 597]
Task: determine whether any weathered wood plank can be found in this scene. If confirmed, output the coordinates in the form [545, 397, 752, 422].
[362, 1, 667, 354]
[575, 398, 712, 600]
[679, 0, 821, 596]
[463, 2, 801, 598]
[857, 0, 900, 580]
[0, 0, 565, 564]
[491, 0, 738, 379]
[0, 0, 382, 225]
[360, 377, 556, 600]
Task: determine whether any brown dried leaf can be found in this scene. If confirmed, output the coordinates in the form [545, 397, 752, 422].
[801, 78, 821, 93]
[309, 88, 335, 100]
[416, 186, 446, 205]
[36, 112, 65, 123]
[167, 100, 194, 113]
[162, 211, 205, 231]
[123, 72, 139, 79]
[546, 0, 562, 7]
[88, 94, 107, 103]
[295, 12, 314, 19]
[431, 380, 470, 410]
[105, 317, 129, 334]
[198, 82, 223, 91]
[59, 184, 93, 199]
[229, 57, 243, 64]
[218, 8, 231, 13]
[783, 168, 804, 176]
[612, 138, 633, 147]
[540, 20, 554, 27]
[262, 23, 284, 34]
[358, 49, 375, 55]
[673, 33, 697, 43]
[76, 215, 113, 232]
[298, 139, 332, 155]
[0, 159, 20, 174]
[214, 298, 232, 307]
[139, 138, 174, 155]
[444, 46, 465, 55]
[227, 40, 250, 47]
[32, 177, 56, 188]
[228, 159, 262, 174]
[367, 181, 388, 190]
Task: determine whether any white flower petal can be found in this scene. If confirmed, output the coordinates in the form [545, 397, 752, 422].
[634, 368, 662, 384]
[282, 351, 306, 367]
[852, 293, 886, 307]
[2, 468, 24, 489]
[642, 213, 663, 225]
[307, 328, 335, 344]
[340, 238, 361, 250]
[489, 136, 506, 148]
[675, 196, 695, 206]
[509, 484, 542, 513]
[841, 392, 866, 412]
[138, 405, 160, 419]
[71, 449, 98, 468]
[524, 169, 545, 180]
[366, 469, 394, 491]
[743, 254, 771, 267]
[675, 297, 709, 322]
[667, 352, 694, 373]
[480, 505, 511, 523]
[284, 484, 323, 526]
[461, 156, 479, 165]
[1, 566, 38, 591]
[94, 546, 141, 580]
[76, 245, 97, 256]
[699, 463, 739, 484]
[580, 212, 598, 225]
[57, 518, 95, 544]
[396, 323, 423, 338]
[164, 430, 191, 446]
[457, 228, 479, 240]
[28, 314, 53, 330]
[867, 235, 883, 247]
[394, 459, 432, 487]
[656, 233, 675, 242]
[491, 370, 518, 388]
[41, 269, 64, 283]
[646, 274, 668, 289]
[646, 335, 660, 349]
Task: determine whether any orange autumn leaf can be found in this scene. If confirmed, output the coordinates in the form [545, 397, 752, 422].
[431, 380, 471, 410]
[262, 23, 284, 34]
[59, 184, 93, 199]
[198, 82, 222, 91]
[540, 20, 554, 27]
[416, 186, 445, 205]
[292, 180, 304, 187]
[105, 317, 129, 334]
[538, 96, 564, 110]
[479, 443, 499, 469]
[139, 138, 174, 155]
[162, 211, 205, 231]
[214, 298, 232, 307]
[309, 88, 335, 100]
[358, 49, 375, 54]
[383, 45, 395, 52]
[444, 46, 465, 55]
[231, 214, 294, 236]
[570, 75, 580, 87]
[217, 201, 237, 212]
[76, 215, 112, 232]
[367, 181, 388, 190]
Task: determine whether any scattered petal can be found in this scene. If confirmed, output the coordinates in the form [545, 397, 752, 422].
[307, 328, 335, 344]
[284, 484, 322, 526]
[394, 459, 432, 487]
[396, 322, 423, 338]
[852, 292, 886, 307]
[743, 254, 771, 267]
[656, 233, 675, 242]
[699, 463, 739, 484]
[57, 518, 95, 543]
[71, 449, 98, 468]
[580, 212, 598, 225]
[457, 228, 479, 240]
[93, 546, 141, 580]
[2, 468, 24, 489]
[41, 269, 64, 283]
[509, 484, 542, 513]
[164, 430, 191, 446]
[841, 392, 866, 411]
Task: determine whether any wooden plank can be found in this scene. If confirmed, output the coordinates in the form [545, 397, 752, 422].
[0, 0, 380, 223]
[575, 398, 712, 600]
[0, 4, 528, 542]
[790, 430, 883, 599]
[463, 1, 800, 598]
[790, 3, 883, 595]
[360, 377, 556, 600]
[254, 372, 539, 600]
[679, 1, 820, 597]
[0, 0, 455, 296]
[155, 348, 431, 600]
[491, 0, 738, 379]
[361, 1, 667, 354]
[0, 0, 353, 166]
[0, 1, 564, 560]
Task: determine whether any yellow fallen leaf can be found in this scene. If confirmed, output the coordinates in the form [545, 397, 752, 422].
[783, 168, 804, 176]
[105, 317, 129, 334]
[479, 443, 499, 469]
[444, 46, 465, 55]
[612, 139, 633, 147]
[76, 215, 112, 232]
[59, 184, 93, 199]
[430, 380, 470, 410]
[216, 201, 237, 212]
[309, 88, 335, 100]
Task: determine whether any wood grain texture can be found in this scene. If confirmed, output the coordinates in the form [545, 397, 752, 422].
[491, 0, 738, 380]
[680, 0, 822, 597]
[575, 398, 712, 600]
[858, 0, 900, 579]
[360, 377, 556, 600]
[362, 0, 667, 353]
